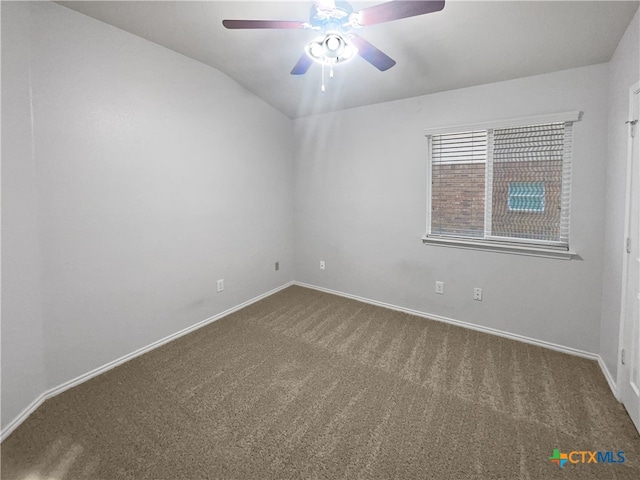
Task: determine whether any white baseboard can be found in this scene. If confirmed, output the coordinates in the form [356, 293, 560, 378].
[0, 394, 47, 444]
[294, 282, 618, 398]
[0, 281, 294, 442]
[597, 356, 620, 400]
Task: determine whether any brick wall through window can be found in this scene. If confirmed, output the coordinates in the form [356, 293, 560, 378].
[431, 163, 485, 237]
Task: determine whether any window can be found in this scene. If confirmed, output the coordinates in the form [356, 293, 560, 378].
[425, 112, 579, 257]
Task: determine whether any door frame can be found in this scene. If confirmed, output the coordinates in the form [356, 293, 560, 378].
[616, 80, 640, 401]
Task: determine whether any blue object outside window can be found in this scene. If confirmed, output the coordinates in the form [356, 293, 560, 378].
[508, 182, 545, 212]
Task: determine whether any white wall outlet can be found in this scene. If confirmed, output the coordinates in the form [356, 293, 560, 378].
[217, 279, 224, 292]
[320, 260, 325, 270]
[275, 261, 279, 271]
[474, 287, 483, 301]
[435, 281, 444, 294]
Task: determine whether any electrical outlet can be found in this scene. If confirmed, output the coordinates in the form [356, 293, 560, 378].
[473, 287, 483, 301]
[217, 279, 224, 292]
[275, 261, 279, 271]
[320, 260, 325, 270]
[435, 281, 444, 294]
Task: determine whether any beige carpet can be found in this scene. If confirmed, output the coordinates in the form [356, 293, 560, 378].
[2, 285, 639, 479]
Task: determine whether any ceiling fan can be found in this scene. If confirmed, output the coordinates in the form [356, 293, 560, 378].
[222, 1, 445, 80]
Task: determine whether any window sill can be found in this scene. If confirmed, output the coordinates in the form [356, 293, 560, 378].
[422, 236, 577, 260]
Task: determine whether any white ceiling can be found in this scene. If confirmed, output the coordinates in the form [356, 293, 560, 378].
[57, 1, 639, 118]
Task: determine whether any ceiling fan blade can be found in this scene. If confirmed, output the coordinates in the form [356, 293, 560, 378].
[356, 0, 445, 27]
[291, 54, 314, 75]
[350, 35, 396, 71]
[222, 19, 306, 29]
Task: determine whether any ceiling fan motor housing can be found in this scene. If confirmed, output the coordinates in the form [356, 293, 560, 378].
[309, 1, 355, 32]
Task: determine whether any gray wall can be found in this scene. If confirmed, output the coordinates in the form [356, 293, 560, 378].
[1, 1, 294, 430]
[1, 1, 47, 432]
[294, 64, 610, 355]
[600, 9, 640, 381]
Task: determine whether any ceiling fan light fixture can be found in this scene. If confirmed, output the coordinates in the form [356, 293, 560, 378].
[325, 35, 341, 53]
[310, 42, 323, 58]
[305, 32, 357, 66]
[341, 44, 356, 60]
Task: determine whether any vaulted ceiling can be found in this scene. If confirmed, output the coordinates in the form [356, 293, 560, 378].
[57, 1, 639, 118]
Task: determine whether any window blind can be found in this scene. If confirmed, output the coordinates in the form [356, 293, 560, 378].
[428, 121, 573, 248]
[490, 122, 568, 244]
[431, 130, 487, 164]
[430, 130, 487, 237]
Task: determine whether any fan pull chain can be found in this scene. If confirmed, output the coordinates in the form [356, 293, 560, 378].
[321, 63, 325, 93]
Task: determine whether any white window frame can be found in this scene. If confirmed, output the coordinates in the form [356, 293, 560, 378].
[423, 111, 581, 260]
